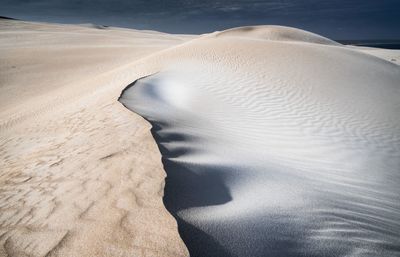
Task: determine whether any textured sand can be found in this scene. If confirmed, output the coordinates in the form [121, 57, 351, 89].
[0, 19, 192, 257]
[1, 19, 400, 257]
[120, 26, 400, 257]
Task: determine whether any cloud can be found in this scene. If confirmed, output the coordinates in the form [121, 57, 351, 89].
[0, 0, 399, 38]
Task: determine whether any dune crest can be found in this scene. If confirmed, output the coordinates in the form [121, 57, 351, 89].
[214, 25, 340, 45]
[1, 18, 400, 257]
[120, 26, 400, 257]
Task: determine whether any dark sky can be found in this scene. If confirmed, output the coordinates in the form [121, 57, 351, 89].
[1, 0, 399, 39]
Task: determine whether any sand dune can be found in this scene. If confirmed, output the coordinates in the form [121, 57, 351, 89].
[0, 19, 192, 257]
[214, 25, 340, 45]
[1, 18, 400, 257]
[120, 26, 400, 256]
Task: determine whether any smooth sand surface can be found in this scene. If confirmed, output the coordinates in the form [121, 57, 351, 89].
[0, 19, 193, 257]
[2, 20, 400, 257]
[120, 26, 400, 257]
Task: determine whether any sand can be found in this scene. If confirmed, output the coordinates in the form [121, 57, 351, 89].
[120, 26, 400, 256]
[0, 19, 192, 257]
[1, 19, 400, 257]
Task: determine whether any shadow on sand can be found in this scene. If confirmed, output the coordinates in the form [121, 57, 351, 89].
[149, 122, 233, 257]
[118, 77, 308, 257]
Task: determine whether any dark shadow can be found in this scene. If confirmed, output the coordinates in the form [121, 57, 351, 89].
[173, 215, 232, 257]
[154, 131, 234, 257]
[161, 158, 232, 215]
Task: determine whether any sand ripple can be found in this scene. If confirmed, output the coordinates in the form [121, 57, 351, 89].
[120, 27, 400, 257]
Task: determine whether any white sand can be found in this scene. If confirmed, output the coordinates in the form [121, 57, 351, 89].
[120, 26, 400, 256]
[1, 19, 400, 257]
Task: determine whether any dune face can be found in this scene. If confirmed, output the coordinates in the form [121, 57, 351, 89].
[2, 18, 400, 257]
[119, 26, 400, 257]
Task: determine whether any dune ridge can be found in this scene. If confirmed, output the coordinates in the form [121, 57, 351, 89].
[214, 25, 340, 45]
[120, 26, 400, 257]
[1, 18, 400, 257]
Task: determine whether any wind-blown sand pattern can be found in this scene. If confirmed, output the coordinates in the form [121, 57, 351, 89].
[120, 26, 400, 257]
[0, 19, 191, 257]
[1, 19, 400, 257]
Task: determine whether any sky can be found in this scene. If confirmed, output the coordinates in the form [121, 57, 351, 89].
[1, 0, 399, 40]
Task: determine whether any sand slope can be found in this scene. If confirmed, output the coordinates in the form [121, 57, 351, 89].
[120, 26, 400, 257]
[0, 19, 192, 257]
[2, 19, 400, 257]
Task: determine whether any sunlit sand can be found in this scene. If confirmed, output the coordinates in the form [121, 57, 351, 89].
[1, 19, 400, 257]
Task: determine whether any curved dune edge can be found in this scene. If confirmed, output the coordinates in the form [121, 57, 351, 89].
[119, 26, 400, 257]
[213, 25, 340, 45]
[1, 18, 399, 257]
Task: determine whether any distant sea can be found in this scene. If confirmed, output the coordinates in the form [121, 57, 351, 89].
[339, 40, 400, 49]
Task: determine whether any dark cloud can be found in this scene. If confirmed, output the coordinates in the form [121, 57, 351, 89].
[1, 0, 399, 39]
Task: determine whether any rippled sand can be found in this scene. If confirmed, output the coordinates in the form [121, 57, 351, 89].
[1, 18, 400, 256]
[120, 26, 400, 257]
[0, 19, 192, 257]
